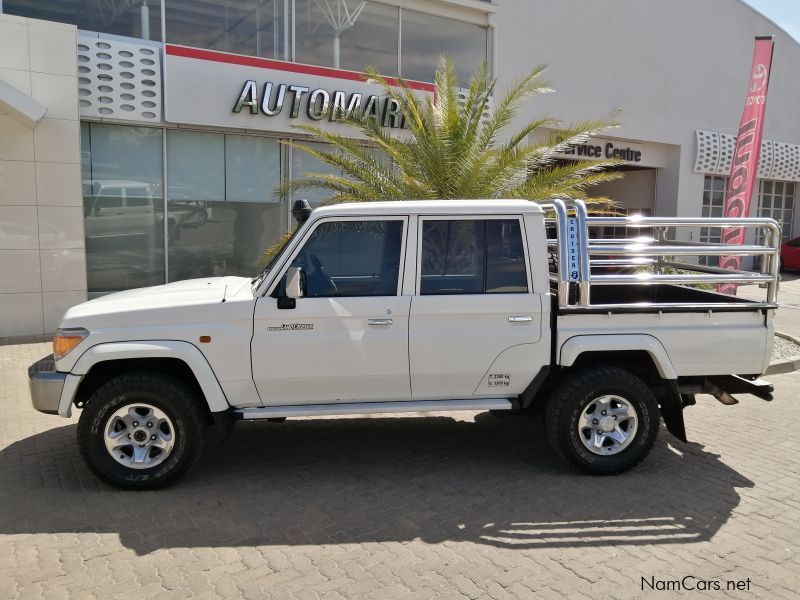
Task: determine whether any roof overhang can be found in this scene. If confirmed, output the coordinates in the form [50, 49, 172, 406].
[0, 80, 47, 128]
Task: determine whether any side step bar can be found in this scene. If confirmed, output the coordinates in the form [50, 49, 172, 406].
[233, 398, 514, 420]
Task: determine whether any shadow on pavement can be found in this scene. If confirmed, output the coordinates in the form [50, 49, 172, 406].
[0, 413, 753, 555]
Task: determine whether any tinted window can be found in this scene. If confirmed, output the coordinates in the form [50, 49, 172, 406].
[420, 219, 527, 295]
[486, 220, 528, 293]
[420, 220, 485, 294]
[291, 220, 404, 297]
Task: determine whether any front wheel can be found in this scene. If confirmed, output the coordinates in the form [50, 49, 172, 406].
[545, 366, 660, 475]
[77, 372, 205, 490]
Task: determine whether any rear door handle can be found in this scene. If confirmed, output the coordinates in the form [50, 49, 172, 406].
[368, 318, 393, 326]
[508, 315, 533, 323]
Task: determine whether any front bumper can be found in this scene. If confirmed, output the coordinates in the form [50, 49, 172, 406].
[28, 354, 67, 415]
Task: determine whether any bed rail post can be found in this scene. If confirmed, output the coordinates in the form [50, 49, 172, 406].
[552, 199, 571, 306]
[573, 200, 591, 306]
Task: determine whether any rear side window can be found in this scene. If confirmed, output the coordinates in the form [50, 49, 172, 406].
[420, 218, 528, 295]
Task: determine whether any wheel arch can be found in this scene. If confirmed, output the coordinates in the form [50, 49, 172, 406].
[60, 341, 229, 417]
[559, 335, 678, 380]
[557, 336, 686, 443]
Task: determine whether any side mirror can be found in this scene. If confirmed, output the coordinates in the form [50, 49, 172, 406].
[285, 267, 304, 299]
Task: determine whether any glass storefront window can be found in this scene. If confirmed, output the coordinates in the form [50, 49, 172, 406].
[81, 123, 165, 293]
[165, 0, 289, 60]
[4, 0, 162, 41]
[401, 9, 488, 84]
[166, 130, 285, 281]
[290, 142, 390, 207]
[758, 179, 795, 242]
[290, 142, 341, 208]
[294, 0, 398, 73]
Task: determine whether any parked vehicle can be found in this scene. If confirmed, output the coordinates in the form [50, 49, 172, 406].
[780, 236, 800, 271]
[83, 180, 159, 241]
[83, 180, 210, 245]
[29, 199, 780, 489]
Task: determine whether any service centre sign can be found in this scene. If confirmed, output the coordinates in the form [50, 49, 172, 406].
[164, 45, 434, 134]
[562, 141, 643, 163]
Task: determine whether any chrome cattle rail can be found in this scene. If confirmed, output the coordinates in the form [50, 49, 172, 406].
[543, 199, 781, 309]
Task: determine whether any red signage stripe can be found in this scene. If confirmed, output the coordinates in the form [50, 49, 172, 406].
[165, 44, 436, 93]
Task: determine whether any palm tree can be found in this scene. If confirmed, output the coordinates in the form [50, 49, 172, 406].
[279, 56, 622, 205]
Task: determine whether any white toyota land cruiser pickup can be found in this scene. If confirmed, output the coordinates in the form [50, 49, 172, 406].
[28, 198, 780, 489]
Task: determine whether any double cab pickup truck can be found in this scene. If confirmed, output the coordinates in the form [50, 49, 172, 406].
[29, 198, 780, 489]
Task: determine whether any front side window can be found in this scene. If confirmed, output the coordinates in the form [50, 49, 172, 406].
[290, 220, 404, 297]
[420, 219, 528, 295]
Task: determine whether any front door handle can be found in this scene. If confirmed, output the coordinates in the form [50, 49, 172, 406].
[368, 318, 393, 326]
[508, 315, 533, 323]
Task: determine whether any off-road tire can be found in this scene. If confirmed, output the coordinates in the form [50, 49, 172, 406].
[77, 372, 205, 490]
[545, 366, 660, 475]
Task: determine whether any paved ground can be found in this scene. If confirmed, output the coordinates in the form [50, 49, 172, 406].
[2, 284, 800, 598]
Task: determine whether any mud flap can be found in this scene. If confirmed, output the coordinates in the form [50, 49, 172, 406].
[660, 380, 687, 443]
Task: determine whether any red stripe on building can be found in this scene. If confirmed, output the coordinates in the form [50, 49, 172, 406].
[165, 45, 436, 93]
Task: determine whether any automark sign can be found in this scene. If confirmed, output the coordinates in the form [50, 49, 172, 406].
[232, 80, 405, 128]
[164, 45, 433, 134]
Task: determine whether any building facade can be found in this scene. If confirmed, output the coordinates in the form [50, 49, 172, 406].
[1, 0, 799, 336]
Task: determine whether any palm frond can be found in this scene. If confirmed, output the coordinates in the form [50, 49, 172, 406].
[276, 56, 623, 216]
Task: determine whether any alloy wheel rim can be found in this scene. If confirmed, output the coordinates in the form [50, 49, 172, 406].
[577, 394, 638, 456]
[103, 403, 175, 469]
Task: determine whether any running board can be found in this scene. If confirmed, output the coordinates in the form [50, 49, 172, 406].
[233, 398, 514, 420]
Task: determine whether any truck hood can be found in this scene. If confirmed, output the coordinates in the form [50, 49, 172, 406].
[61, 276, 253, 323]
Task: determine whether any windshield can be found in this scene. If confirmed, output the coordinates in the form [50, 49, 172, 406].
[251, 227, 302, 291]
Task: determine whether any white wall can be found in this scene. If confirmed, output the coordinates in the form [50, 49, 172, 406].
[495, 0, 800, 219]
[0, 14, 86, 337]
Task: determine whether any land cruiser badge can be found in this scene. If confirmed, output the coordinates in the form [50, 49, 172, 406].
[267, 323, 314, 332]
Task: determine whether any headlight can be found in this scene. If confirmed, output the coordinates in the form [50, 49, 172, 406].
[53, 328, 89, 361]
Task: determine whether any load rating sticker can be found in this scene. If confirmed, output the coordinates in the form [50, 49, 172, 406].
[488, 373, 511, 387]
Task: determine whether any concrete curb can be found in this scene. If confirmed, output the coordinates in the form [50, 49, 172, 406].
[0, 334, 53, 347]
[766, 331, 800, 375]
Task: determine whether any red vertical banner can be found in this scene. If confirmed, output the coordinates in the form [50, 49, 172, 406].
[719, 36, 774, 294]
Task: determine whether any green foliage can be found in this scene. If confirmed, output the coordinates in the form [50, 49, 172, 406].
[278, 56, 623, 207]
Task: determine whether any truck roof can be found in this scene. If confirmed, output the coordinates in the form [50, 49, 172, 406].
[311, 199, 544, 217]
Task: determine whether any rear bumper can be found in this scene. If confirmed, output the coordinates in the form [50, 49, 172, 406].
[28, 355, 67, 415]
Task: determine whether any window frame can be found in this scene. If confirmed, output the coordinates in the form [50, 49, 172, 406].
[266, 215, 409, 298]
[415, 214, 532, 296]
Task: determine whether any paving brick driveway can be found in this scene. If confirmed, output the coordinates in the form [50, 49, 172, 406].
[1, 342, 799, 599]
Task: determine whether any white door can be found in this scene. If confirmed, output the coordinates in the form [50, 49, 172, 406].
[252, 217, 410, 405]
[409, 216, 547, 399]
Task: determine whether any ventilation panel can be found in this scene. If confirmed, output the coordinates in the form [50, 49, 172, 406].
[77, 34, 162, 123]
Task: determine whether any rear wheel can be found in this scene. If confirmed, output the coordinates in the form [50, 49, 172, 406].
[545, 366, 660, 475]
[77, 372, 205, 490]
